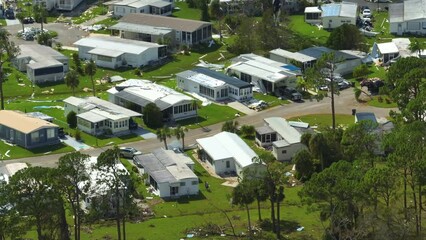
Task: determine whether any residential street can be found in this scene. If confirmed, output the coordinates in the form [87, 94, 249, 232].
[1, 88, 397, 168]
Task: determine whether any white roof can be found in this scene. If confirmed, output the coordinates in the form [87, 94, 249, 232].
[377, 42, 399, 54]
[265, 117, 302, 146]
[403, 0, 426, 21]
[305, 6, 321, 13]
[108, 79, 193, 110]
[392, 38, 417, 58]
[229, 53, 299, 83]
[0, 163, 28, 184]
[186, 73, 226, 88]
[64, 96, 141, 122]
[74, 36, 163, 55]
[88, 48, 125, 57]
[270, 48, 316, 63]
[196, 132, 258, 168]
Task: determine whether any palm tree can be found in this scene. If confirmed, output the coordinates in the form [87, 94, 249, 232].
[173, 125, 188, 151]
[0, 29, 20, 110]
[156, 126, 171, 150]
[191, 99, 200, 123]
[222, 120, 239, 133]
[33, 3, 47, 32]
[409, 38, 424, 57]
[65, 70, 80, 96]
[84, 59, 97, 96]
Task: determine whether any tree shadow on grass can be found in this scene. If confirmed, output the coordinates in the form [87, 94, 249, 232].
[29, 142, 69, 154]
[163, 191, 207, 204]
[260, 218, 301, 235]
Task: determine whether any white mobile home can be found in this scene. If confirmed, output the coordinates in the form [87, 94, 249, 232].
[33, 0, 83, 11]
[74, 36, 167, 69]
[304, 2, 357, 29]
[176, 68, 253, 102]
[196, 132, 266, 177]
[107, 79, 196, 121]
[389, 0, 426, 36]
[255, 117, 307, 161]
[104, 0, 173, 17]
[63, 96, 141, 135]
[134, 148, 198, 198]
[14, 44, 69, 84]
[227, 53, 301, 94]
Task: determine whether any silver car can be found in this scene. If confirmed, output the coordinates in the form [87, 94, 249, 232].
[119, 147, 142, 158]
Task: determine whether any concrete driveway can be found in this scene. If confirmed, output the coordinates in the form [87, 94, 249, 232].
[5, 18, 20, 26]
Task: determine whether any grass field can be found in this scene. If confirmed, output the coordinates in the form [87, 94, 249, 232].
[172, 2, 201, 20]
[72, 5, 108, 24]
[288, 15, 330, 47]
[367, 95, 397, 108]
[254, 92, 290, 107]
[288, 114, 355, 128]
[0, 18, 6, 26]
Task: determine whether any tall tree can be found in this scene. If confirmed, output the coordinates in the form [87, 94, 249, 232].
[239, 125, 255, 139]
[8, 167, 70, 240]
[0, 179, 27, 240]
[386, 57, 426, 122]
[84, 59, 97, 96]
[200, 0, 210, 21]
[326, 24, 367, 51]
[228, 16, 257, 54]
[232, 180, 255, 236]
[157, 126, 171, 150]
[32, 3, 47, 32]
[142, 103, 163, 128]
[173, 125, 188, 150]
[57, 152, 91, 240]
[65, 69, 80, 96]
[341, 120, 378, 166]
[304, 52, 341, 129]
[300, 161, 368, 239]
[0, 28, 20, 110]
[15, 12, 26, 32]
[294, 149, 315, 181]
[408, 38, 425, 57]
[96, 147, 130, 240]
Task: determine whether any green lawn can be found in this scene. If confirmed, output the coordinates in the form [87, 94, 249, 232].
[0, 18, 6, 26]
[288, 15, 330, 47]
[288, 114, 355, 128]
[72, 5, 108, 24]
[254, 92, 290, 107]
[172, 2, 201, 20]
[177, 103, 240, 129]
[0, 141, 73, 160]
[93, 17, 119, 34]
[367, 95, 397, 108]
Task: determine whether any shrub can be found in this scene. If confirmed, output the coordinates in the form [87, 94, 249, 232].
[75, 129, 82, 141]
[385, 98, 391, 104]
[67, 111, 77, 128]
[377, 96, 383, 103]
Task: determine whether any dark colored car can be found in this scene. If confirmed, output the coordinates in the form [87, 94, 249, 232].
[129, 118, 138, 130]
[283, 88, 303, 101]
[5, 9, 15, 19]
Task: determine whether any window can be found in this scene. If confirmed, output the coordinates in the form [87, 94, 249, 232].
[180, 182, 186, 186]
[34, 66, 64, 76]
[31, 131, 40, 143]
[97, 55, 113, 62]
[191, 181, 198, 185]
[47, 128, 55, 139]
[282, 150, 287, 154]
[226, 161, 230, 168]
[240, 73, 252, 83]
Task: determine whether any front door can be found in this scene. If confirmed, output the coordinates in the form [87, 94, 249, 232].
[170, 186, 179, 196]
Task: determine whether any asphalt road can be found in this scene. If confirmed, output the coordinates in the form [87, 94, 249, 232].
[4, 22, 89, 46]
[1, 88, 397, 168]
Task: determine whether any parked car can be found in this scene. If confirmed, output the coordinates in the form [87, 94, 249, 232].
[119, 147, 142, 158]
[283, 88, 303, 101]
[362, 9, 371, 16]
[129, 118, 138, 130]
[23, 17, 35, 24]
[5, 8, 14, 19]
